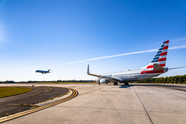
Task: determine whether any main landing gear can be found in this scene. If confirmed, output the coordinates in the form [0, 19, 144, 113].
[113, 81, 129, 85]
[124, 81, 129, 85]
[113, 81, 118, 85]
[125, 82, 129, 85]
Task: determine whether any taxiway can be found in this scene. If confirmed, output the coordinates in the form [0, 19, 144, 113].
[1, 83, 186, 124]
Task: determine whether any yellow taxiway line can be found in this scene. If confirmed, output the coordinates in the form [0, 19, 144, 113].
[0, 88, 78, 123]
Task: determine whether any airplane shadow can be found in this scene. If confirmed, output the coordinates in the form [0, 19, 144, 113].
[119, 85, 134, 88]
[119, 83, 186, 90]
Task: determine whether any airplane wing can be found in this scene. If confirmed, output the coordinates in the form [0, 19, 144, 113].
[87, 65, 120, 81]
[168, 66, 186, 70]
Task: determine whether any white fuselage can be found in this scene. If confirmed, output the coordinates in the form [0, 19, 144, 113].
[88, 40, 170, 85]
[100, 69, 166, 82]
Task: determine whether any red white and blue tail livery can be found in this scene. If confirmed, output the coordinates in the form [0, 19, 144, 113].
[140, 40, 169, 75]
[87, 40, 185, 85]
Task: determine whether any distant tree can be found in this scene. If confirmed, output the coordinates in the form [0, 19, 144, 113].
[137, 74, 186, 84]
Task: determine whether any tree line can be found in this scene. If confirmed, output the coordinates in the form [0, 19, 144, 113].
[137, 74, 186, 84]
[1, 75, 186, 84]
[0, 80, 96, 84]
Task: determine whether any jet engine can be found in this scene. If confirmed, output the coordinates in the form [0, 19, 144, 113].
[100, 79, 109, 84]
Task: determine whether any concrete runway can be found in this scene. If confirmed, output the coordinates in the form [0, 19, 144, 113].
[1, 83, 186, 124]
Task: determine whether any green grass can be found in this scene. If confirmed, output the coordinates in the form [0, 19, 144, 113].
[0, 87, 32, 98]
[34, 82, 98, 84]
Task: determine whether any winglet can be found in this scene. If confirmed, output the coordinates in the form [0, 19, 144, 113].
[86, 64, 118, 81]
[87, 65, 89, 74]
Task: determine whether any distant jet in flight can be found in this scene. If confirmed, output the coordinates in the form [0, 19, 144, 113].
[87, 40, 185, 85]
[35, 69, 51, 74]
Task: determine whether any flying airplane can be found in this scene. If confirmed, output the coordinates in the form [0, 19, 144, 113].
[87, 40, 185, 85]
[35, 69, 51, 74]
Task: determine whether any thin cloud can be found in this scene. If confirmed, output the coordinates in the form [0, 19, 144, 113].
[171, 37, 186, 41]
[169, 45, 186, 50]
[64, 45, 186, 65]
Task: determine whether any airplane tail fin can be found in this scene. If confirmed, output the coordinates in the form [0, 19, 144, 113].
[48, 69, 50, 72]
[142, 40, 169, 69]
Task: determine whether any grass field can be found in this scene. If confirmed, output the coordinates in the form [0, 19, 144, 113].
[0, 87, 32, 98]
[32, 82, 98, 84]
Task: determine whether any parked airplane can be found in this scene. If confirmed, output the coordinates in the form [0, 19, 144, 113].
[35, 69, 51, 74]
[87, 40, 185, 85]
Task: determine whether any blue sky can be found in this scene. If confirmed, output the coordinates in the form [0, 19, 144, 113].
[0, 0, 186, 81]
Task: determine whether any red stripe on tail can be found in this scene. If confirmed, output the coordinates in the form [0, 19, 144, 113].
[158, 58, 166, 62]
[163, 46, 168, 50]
[146, 64, 165, 69]
[160, 52, 167, 56]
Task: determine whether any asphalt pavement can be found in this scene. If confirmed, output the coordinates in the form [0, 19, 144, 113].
[1, 83, 186, 124]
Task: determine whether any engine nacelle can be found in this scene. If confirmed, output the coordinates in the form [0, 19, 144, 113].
[100, 79, 109, 84]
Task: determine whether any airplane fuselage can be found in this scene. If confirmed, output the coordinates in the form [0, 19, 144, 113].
[100, 68, 167, 83]
[35, 69, 50, 74]
[87, 40, 170, 85]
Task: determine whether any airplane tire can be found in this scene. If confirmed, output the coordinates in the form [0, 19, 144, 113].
[113, 82, 118, 85]
[125, 82, 129, 85]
